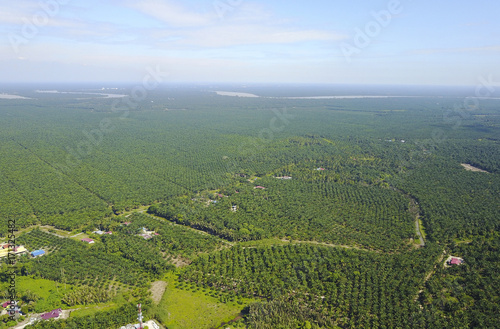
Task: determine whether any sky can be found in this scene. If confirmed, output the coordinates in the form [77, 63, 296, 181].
[0, 0, 499, 85]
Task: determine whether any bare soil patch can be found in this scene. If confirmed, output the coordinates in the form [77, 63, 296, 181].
[461, 163, 489, 173]
[170, 256, 191, 268]
[150, 280, 168, 304]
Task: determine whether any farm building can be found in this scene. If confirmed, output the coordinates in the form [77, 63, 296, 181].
[449, 257, 463, 266]
[93, 230, 104, 235]
[81, 238, 94, 244]
[40, 308, 62, 320]
[316, 167, 325, 171]
[1, 301, 21, 316]
[0, 245, 28, 258]
[275, 176, 292, 180]
[31, 250, 45, 257]
[254, 186, 266, 189]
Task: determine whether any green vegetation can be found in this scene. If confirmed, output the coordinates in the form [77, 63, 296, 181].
[182, 244, 441, 328]
[153, 273, 251, 329]
[0, 85, 498, 328]
[13, 277, 74, 313]
[115, 213, 226, 260]
[422, 232, 500, 328]
[149, 175, 416, 251]
[16, 229, 160, 288]
[25, 303, 138, 328]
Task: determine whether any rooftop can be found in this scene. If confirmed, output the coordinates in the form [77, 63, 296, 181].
[40, 308, 62, 320]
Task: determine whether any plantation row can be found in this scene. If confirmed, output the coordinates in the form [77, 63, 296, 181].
[421, 232, 500, 328]
[1, 90, 499, 328]
[0, 98, 443, 235]
[16, 228, 71, 251]
[150, 176, 416, 251]
[180, 244, 442, 328]
[100, 234, 172, 276]
[394, 157, 500, 243]
[115, 213, 225, 259]
[16, 229, 162, 288]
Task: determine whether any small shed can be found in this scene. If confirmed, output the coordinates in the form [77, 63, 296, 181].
[31, 250, 45, 257]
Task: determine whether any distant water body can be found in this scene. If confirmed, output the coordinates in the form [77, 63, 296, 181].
[35, 90, 128, 98]
[0, 93, 31, 99]
[215, 91, 259, 97]
[215, 91, 500, 100]
[216, 91, 425, 99]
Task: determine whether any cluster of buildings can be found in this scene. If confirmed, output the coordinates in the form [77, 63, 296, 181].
[1, 301, 22, 317]
[138, 227, 159, 240]
[0, 243, 28, 258]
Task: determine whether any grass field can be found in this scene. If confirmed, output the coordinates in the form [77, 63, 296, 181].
[156, 274, 253, 329]
[68, 302, 119, 318]
[17, 277, 72, 299]
[16, 277, 73, 313]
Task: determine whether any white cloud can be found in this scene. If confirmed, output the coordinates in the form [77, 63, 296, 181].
[411, 45, 500, 55]
[124, 0, 345, 48]
[174, 25, 345, 47]
[0, 1, 84, 29]
[126, 0, 213, 27]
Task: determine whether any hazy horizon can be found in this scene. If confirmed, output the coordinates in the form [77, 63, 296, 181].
[1, 0, 499, 85]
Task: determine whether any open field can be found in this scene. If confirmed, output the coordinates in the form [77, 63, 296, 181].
[156, 274, 252, 329]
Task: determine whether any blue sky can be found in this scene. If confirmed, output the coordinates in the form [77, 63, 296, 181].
[1, 0, 499, 85]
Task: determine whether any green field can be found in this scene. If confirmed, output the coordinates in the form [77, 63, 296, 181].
[156, 274, 252, 329]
